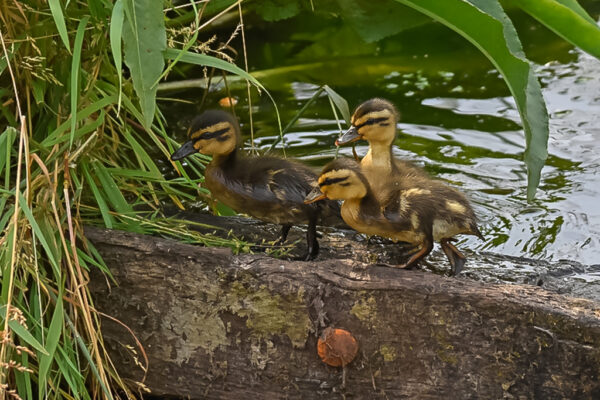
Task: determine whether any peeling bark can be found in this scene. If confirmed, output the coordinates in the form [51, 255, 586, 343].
[86, 224, 600, 399]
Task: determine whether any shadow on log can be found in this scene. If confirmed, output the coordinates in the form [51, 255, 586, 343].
[86, 226, 600, 399]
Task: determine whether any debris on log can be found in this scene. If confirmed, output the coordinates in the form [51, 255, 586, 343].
[86, 224, 600, 399]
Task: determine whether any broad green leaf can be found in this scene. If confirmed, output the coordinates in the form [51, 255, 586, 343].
[336, 0, 430, 42]
[48, 0, 70, 51]
[0, 305, 49, 355]
[394, 0, 548, 200]
[122, 0, 166, 129]
[110, 0, 125, 111]
[513, 0, 600, 58]
[38, 296, 64, 399]
[71, 14, 90, 150]
[257, 0, 301, 21]
[323, 85, 351, 124]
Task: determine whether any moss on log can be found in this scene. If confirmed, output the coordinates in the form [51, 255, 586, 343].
[86, 226, 600, 399]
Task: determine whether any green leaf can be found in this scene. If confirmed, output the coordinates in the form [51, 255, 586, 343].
[393, 0, 548, 200]
[513, 0, 600, 58]
[122, 0, 166, 129]
[256, 0, 301, 21]
[323, 85, 350, 124]
[48, 0, 71, 51]
[110, 0, 125, 111]
[0, 305, 49, 355]
[38, 296, 64, 399]
[337, 0, 430, 42]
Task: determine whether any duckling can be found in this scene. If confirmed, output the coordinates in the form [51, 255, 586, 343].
[336, 98, 426, 204]
[305, 158, 483, 275]
[171, 110, 340, 260]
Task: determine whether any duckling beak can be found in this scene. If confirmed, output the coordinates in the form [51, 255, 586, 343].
[304, 186, 327, 204]
[171, 140, 197, 161]
[336, 126, 361, 146]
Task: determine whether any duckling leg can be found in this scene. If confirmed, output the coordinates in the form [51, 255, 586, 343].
[274, 224, 292, 246]
[303, 216, 320, 261]
[440, 238, 466, 276]
[398, 239, 433, 269]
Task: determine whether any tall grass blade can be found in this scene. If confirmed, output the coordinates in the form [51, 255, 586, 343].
[43, 95, 117, 147]
[48, 0, 71, 51]
[0, 306, 49, 355]
[18, 193, 61, 276]
[110, 0, 125, 112]
[70, 16, 90, 148]
[64, 315, 114, 400]
[38, 295, 64, 399]
[163, 48, 267, 92]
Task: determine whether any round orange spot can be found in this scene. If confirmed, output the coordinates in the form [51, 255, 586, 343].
[317, 327, 358, 367]
[218, 97, 238, 107]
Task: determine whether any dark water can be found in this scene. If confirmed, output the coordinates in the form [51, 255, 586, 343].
[162, 7, 600, 292]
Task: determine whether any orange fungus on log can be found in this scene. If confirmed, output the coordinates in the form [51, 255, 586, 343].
[317, 327, 358, 367]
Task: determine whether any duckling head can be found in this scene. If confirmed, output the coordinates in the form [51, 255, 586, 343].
[304, 158, 368, 203]
[171, 110, 240, 161]
[336, 98, 398, 147]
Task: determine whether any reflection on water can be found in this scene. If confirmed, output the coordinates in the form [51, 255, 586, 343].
[163, 10, 600, 289]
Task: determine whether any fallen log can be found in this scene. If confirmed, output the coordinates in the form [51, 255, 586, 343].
[86, 225, 600, 399]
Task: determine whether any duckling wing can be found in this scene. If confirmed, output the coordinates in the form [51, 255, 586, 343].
[261, 159, 317, 204]
[381, 190, 414, 232]
[257, 158, 343, 226]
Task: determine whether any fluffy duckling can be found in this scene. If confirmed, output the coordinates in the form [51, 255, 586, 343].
[171, 110, 340, 260]
[305, 158, 483, 275]
[336, 98, 426, 203]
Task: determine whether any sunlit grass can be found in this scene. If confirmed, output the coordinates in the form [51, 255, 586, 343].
[0, 0, 257, 397]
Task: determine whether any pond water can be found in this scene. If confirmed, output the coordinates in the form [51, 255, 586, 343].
[162, 7, 600, 286]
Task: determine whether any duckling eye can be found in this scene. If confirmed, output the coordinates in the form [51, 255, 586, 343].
[199, 127, 231, 140]
[358, 117, 389, 128]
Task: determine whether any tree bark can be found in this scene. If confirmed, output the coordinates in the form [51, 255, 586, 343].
[86, 224, 600, 399]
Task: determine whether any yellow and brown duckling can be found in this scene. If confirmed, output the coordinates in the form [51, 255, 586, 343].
[305, 158, 483, 275]
[336, 98, 426, 204]
[170, 110, 340, 260]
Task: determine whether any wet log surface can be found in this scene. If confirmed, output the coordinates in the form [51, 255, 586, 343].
[86, 214, 600, 399]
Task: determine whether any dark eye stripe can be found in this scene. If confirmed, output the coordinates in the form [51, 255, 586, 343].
[356, 117, 389, 129]
[196, 127, 231, 140]
[319, 176, 349, 187]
